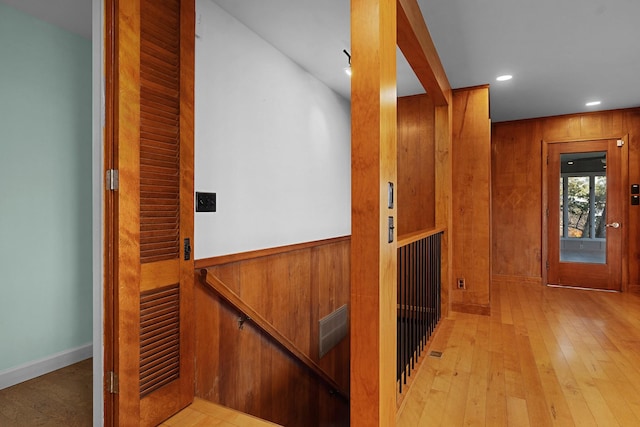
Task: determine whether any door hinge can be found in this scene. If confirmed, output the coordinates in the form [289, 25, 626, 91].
[106, 169, 119, 191]
[546, 260, 550, 270]
[546, 208, 549, 217]
[546, 155, 549, 165]
[107, 371, 119, 394]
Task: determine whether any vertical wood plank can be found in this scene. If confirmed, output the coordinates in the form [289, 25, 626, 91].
[350, 0, 397, 424]
[451, 86, 491, 312]
[115, 0, 142, 422]
[491, 120, 543, 280]
[435, 104, 452, 318]
[625, 110, 640, 290]
[397, 94, 436, 236]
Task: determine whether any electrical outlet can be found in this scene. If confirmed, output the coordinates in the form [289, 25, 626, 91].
[457, 278, 466, 289]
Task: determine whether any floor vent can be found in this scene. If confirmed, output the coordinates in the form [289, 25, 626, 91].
[319, 304, 348, 359]
[429, 351, 443, 358]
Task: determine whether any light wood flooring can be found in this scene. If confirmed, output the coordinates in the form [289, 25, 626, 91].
[0, 358, 92, 426]
[397, 280, 640, 426]
[161, 398, 281, 427]
[5, 281, 639, 426]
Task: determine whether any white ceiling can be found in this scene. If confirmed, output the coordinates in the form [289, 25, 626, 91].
[1, 0, 91, 40]
[4, 0, 639, 122]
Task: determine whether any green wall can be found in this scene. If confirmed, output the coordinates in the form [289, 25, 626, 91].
[0, 3, 92, 371]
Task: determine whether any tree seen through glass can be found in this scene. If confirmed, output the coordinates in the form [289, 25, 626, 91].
[560, 175, 606, 238]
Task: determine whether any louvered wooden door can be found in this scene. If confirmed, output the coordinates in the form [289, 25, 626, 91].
[109, 0, 195, 425]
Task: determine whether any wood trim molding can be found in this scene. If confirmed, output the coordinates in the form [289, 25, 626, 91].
[194, 236, 351, 268]
[397, 227, 446, 247]
[544, 135, 627, 144]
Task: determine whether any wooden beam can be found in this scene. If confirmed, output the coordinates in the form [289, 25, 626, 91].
[397, 0, 451, 106]
[350, 0, 398, 426]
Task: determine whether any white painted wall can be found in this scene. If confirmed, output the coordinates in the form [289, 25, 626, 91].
[195, 0, 351, 259]
[0, 2, 92, 376]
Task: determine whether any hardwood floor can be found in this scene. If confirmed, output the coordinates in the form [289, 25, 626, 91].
[161, 398, 281, 426]
[397, 280, 640, 426]
[4, 281, 639, 426]
[0, 358, 92, 426]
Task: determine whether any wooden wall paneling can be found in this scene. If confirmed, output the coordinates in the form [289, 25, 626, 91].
[435, 104, 452, 317]
[351, 0, 397, 425]
[194, 240, 350, 426]
[540, 115, 582, 141]
[542, 110, 624, 142]
[491, 120, 543, 281]
[578, 110, 624, 139]
[313, 241, 351, 392]
[451, 86, 491, 313]
[625, 110, 640, 290]
[492, 107, 640, 291]
[194, 275, 220, 402]
[397, 94, 436, 236]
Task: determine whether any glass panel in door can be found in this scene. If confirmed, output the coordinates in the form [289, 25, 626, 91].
[559, 151, 607, 264]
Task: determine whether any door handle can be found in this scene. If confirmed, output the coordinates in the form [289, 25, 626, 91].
[605, 222, 620, 229]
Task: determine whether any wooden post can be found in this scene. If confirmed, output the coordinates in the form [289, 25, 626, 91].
[350, 0, 397, 426]
[435, 104, 452, 318]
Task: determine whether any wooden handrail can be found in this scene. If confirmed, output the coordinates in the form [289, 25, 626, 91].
[397, 227, 445, 248]
[198, 268, 350, 402]
[194, 236, 350, 268]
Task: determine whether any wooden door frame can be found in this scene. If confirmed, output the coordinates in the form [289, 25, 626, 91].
[103, 0, 116, 424]
[541, 135, 629, 291]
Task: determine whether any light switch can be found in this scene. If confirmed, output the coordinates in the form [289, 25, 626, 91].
[196, 192, 216, 212]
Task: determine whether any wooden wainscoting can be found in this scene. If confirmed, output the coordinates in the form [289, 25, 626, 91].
[194, 237, 350, 427]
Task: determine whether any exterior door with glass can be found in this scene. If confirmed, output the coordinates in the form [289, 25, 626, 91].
[547, 139, 624, 290]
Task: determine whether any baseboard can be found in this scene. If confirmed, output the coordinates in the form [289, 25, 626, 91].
[0, 343, 92, 390]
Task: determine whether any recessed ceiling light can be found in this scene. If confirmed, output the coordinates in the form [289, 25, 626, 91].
[496, 75, 513, 82]
[586, 101, 601, 107]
